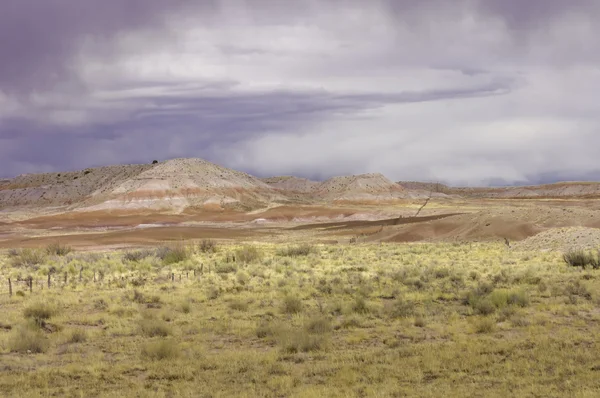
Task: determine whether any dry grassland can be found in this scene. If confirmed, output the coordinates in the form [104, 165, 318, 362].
[1, 241, 600, 397]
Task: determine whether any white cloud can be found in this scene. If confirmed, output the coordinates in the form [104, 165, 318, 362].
[2, 0, 600, 184]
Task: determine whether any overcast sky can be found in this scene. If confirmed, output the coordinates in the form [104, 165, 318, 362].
[1, 0, 599, 186]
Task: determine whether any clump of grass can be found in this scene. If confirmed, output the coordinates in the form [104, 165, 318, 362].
[281, 296, 303, 314]
[565, 280, 593, 301]
[474, 317, 496, 334]
[11, 249, 47, 268]
[386, 297, 415, 319]
[94, 298, 109, 311]
[507, 290, 530, 307]
[336, 316, 363, 329]
[155, 244, 190, 265]
[235, 245, 263, 264]
[23, 302, 57, 326]
[206, 286, 220, 300]
[216, 263, 237, 274]
[414, 316, 427, 327]
[473, 298, 496, 315]
[9, 325, 49, 353]
[563, 250, 599, 269]
[199, 239, 218, 253]
[122, 249, 154, 262]
[229, 299, 249, 312]
[67, 329, 88, 343]
[277, 244, 317, 257]
[139, 319, 171, 337]
[236, 271, 250, 286]
[352, 296, 370, 314]
[180, 302, 191, 314]
[141, 339, 180, 361]
[46, 242, 73, 256]
[277, 328, 328, 354]
[256, 321, 282, 339]
[304, 316, 332, 334]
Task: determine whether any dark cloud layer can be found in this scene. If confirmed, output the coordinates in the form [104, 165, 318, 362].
[0, 0, 196, 93]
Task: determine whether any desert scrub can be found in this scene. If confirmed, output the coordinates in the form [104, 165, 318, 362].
[277, 244, 317, 257]
[304, 315, 332, 334]
[46, 242, 73, 256]
[23, 302, 57, 326]
[9, 324, 49, 353]
[277, 313, 332, 353]
[563, 249, 599, 269]
[141, 339, 180, 361]
[281, 295, 303, 314]
[351, 295, 370, 314]
[139, 319, 171, 337]
[67, 328, 88, 343]
[199, 239, 218, 253]
[385, 297, 416, 319]
[180, 301, 192, 314]
[229, 299, 249, 312]
[155, 244, 190, 265]
[10, 248, 46, 268]
[474, 317, 497, 334]
[122, 249, 154, 263]
[235, 245, 263, 264]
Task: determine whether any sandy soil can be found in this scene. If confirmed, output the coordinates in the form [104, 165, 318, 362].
[0, 197, 598, 251]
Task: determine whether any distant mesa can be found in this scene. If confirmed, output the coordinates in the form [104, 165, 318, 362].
[2, 158, 600, 213]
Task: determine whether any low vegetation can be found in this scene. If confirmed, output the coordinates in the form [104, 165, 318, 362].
[0, 242, 599, 396]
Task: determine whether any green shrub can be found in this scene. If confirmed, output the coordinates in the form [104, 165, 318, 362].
[46, 242, 73, 256]
[141, 339, 180, 361]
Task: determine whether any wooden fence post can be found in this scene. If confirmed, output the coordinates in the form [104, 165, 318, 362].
[64, 272, 68, 285]
[29, 276, 33, 293]
[171, 273, 175, 282]
[79, 266, 83, 282]
[48, 273, 51, 289]
[8, 278, 12, 297]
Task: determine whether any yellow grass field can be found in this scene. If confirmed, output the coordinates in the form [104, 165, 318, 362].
[1, 242, 600, 397]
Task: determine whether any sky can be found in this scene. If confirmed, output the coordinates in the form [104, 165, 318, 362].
[1, 0, 600, 186]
